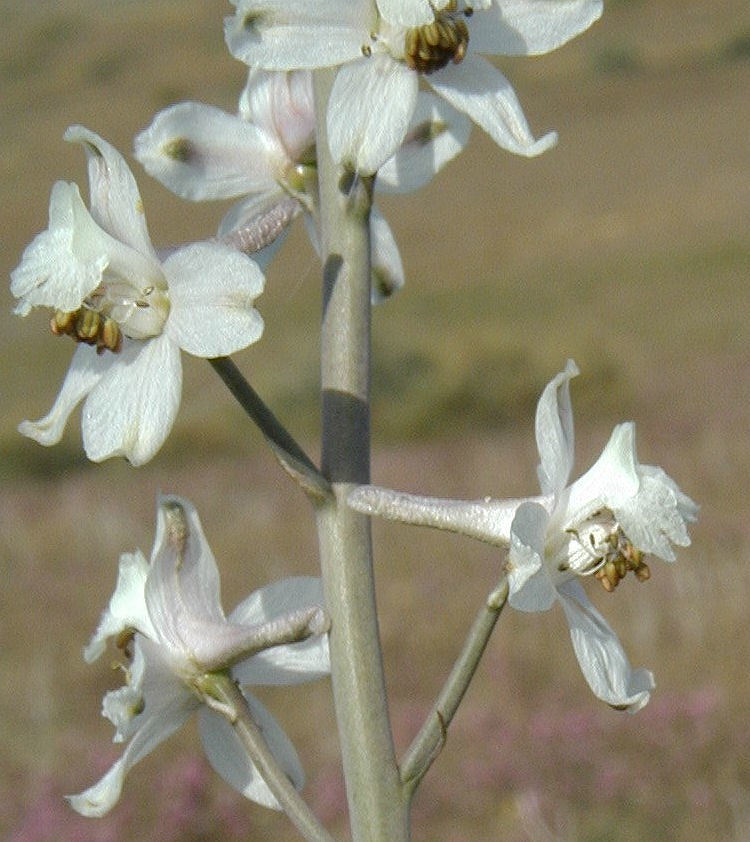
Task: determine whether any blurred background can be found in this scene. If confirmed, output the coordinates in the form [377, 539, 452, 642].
[1, 0, 749, 839]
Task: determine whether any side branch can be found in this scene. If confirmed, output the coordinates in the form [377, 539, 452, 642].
[195, 672, 336, 842]
[400, 577, 509, 795]
[209, 356, 332, 502]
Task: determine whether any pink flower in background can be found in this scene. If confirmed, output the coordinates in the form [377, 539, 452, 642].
[225, 0, 603, 172]
[68, 495, 329, 817]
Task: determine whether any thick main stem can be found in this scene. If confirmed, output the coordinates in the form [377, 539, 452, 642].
[312, 70, 409, 842]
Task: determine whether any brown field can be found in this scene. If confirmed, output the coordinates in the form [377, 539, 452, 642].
[1, 1, 749, 840]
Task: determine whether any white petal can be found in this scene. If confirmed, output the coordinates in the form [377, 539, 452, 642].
[230, 577, 330, 685]
[164, 242, 265, 357]
[146, 496, 226, 656]
[218, 192, 296, 261]
[507, 501, 557, 610]
[83, 550, 152, 663]
[238, 68, 315, 162]
[470, 0, 603, 57]
[81, 335, 181, 465]
[18, 344, 108, 447]
[370, 206, 404, 303]
[65, 125, 156, 259]
[328, 55, 419, 175]
[199, 690, 304, 809]
[557, 580, 654, 713]
[225, 0, 371, 70]
[11, 182, 110, 315]
[428, 55, 557, 157]
[68, 639, 195, 817]
[377, 93, 472, 194]
[376, 0, 435, 26]
[348, 484, 526, 545]
[535, 359, 579, 496]
[134, 102, 282, 201]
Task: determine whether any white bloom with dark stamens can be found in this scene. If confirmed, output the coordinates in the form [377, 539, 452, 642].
[349, 360, 697, 711]
[135, 69, 471, 302]
[68, 495, 330, 818]
[225, 0, 602, 173]
[11, 126, 266, 465]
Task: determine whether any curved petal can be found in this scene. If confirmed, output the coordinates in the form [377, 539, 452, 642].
[134, 103, 282, 201]
[370, 206, 404, 303]
[535, 359, 578, 496]
[18, 344, 108, 447]
[164, 242, 265, 357]
[377, 93, 472, 194]
[84, 550, 152, 663]
[67, 638, 195, 817]
[225, 0, 371, 70]
[81, 335, 181, 465]
[328, 55, 419, 174]
[238, 68, 315, 162]
[557, 579, 654, 712]
[470, 0, 603, 57]
[65, 125, 156, 259]
[507, 501, 556, 610]
[199, 690, 304, 809]
[428, 54, 557, 157]
[11, 182, 110, 315]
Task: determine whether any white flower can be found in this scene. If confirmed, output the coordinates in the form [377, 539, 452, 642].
[348, 360, 697, 711]
[134, 68, 471, 302]
[68, 495, 330, 818]
[11, 126, 266, 465]
[225, 0, 602, 173]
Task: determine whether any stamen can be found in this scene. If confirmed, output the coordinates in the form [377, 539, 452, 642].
[404, 1, 470, 75]
[50, 307, 123, 354]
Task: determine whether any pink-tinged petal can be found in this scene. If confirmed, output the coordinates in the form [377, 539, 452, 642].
[238, 69, 315, 162]
[134, 103, 281, 201]
[376, 0, 435, 26]
[83, 550, 152, 663]
[428, 54, 557, 157]
[507, 501, 557, 610]
[81, 335, 181, 465]
[535, 359, 578, 496]
[470, 0, 603, 57]
[18, 344, 108, 447]
[370, 206, 404, 303]
[68, 638, 195, 817]
[557, 579, 654, 713]
[199, 690, 304, 809]
[65, 125, 156, 259]
[11, 182, 110, 315]
[328, 55, 419, 174]
[164, 242, 265, 357]
[218, 192, 296, 262]
[225, 0, 371, 70]
[377, 93, 471, 194]
[230, 577, 330, 685]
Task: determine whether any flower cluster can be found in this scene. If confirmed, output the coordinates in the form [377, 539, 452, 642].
[69, 495, 330, 817]
[349, 361, 697, 711]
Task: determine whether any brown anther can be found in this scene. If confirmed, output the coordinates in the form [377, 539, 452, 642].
[115, 628, 136, 660]
[49, 306, 123, 355]
[634, 561, 651, 582]
[404, 6, 470, 75]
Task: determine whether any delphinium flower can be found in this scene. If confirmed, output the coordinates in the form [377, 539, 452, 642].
[10, 126, 266, 465]
[134, 68, 471, 302]
[68, 495, 330, 817]
[349, 360, 697, 711]
[224, 0, 603, 173]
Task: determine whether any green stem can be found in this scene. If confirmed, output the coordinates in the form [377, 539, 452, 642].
[400, 577, 509, 796]
[312, 69, 410, 842]
[195, 672, 336, 842]
[209, 356, 331, 501]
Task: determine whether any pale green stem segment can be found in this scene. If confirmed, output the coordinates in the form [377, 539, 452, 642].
[312, 68, 410, 842]
[400, 577, 510, 796]
[194, 672, 336, 842]
[209, 356, 332, 502]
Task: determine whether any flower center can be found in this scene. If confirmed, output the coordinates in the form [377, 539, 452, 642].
[50, 277, 170, 354]
[403, 1, 471, 75]
[557, 510, 651, 592]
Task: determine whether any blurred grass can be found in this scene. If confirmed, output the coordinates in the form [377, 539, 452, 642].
[2, 0, 750, 840]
